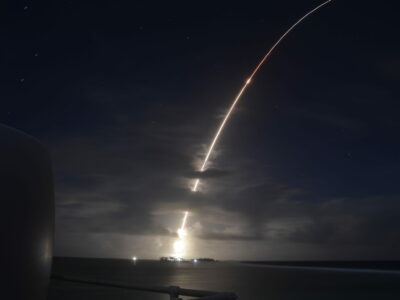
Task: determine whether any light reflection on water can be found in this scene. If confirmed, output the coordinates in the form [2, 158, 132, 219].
[49, 258, 400, 300]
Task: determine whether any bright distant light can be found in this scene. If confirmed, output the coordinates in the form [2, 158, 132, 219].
[177, 228, 187, 239]
[132, 256, 137, 261]
[246, 78, 251, 84]
[173, 240, 185, 253]
[193, 259, 198, 263]
[171, 211, 190, 258]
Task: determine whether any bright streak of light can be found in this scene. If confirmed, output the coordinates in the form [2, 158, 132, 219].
[172, 211, 190, 258]
[191, 0, 332, 192]
[180, 211, 188, 230]
[192, 178, 200, 191]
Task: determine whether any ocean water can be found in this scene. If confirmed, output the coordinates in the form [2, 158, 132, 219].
[48, 258, 400, 300]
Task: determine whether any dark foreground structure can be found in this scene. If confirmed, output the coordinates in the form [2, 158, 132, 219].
[52, 274, 237, 300]
[1, 124, 54, 300]
[0, 124, 237, 300]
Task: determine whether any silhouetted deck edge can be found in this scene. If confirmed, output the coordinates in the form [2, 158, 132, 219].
[241, 261, 400, 270]
[51, 274, 237, 300]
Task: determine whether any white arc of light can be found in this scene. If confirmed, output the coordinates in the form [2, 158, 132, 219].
[192, 0, 332, 192]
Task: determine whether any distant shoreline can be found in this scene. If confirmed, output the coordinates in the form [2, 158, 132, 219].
[53, 257, 400, 271]
[240, 261, 400, 273]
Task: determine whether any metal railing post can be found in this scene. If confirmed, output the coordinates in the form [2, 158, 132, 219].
[168, 286, 182, 300]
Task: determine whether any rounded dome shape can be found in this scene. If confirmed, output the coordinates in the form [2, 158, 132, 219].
[0, 124, 54, 300]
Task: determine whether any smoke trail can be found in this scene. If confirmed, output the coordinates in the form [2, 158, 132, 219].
[192, 0, 332, 192]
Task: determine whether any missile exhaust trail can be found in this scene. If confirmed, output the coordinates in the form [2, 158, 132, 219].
[192, 0, 332, 192]
[180, 211, 188, 231]
[177, 211, 189, 239]
[174, 211, 189, 257]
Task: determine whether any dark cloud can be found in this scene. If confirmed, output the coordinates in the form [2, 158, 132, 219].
[184, 168, 233, 179]
[51, 112, 400, 258]
[195, 231, 263, 241]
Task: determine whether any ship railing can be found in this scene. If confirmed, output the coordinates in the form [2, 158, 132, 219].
[51, 274, 237, 300]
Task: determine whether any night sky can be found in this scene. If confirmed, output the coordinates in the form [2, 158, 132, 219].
[2, 0, 400, 260]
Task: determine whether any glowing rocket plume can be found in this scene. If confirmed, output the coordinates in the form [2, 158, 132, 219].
[174, 211, 189, 257]
[180, 211, 188, 231]
[192, 0, 332, 192]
